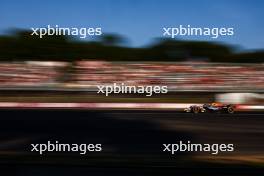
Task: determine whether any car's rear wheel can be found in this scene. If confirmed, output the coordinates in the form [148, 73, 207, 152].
[192, 106, 200, 113]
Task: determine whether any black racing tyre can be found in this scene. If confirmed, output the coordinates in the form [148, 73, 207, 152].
[192, 106, 200, 113]
[227, 106, 235, 113]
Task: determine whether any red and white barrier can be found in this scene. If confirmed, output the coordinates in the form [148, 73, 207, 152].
[0, 102, 263, 110]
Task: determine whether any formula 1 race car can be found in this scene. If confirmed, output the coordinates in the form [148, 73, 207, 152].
[184, 103, 235, 114]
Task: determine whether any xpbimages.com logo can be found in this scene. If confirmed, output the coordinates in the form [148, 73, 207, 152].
[31, 25, 102, 38]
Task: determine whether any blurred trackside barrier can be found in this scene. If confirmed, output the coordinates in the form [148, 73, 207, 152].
[0, 102, 263, 111]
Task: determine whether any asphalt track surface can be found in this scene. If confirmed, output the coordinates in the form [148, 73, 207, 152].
[0, 110, 263, 175]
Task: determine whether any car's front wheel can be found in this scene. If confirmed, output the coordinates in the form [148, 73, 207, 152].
[227, 106, 235, 113]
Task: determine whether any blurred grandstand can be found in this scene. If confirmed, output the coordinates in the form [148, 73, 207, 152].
[0, 31, 263, 106]
[0, 61, 263, 92]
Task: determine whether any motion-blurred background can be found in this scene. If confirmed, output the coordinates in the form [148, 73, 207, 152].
[0, 0, 264, 105]
[0, 0, 263, 175]
[0, 31, 263, 105]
